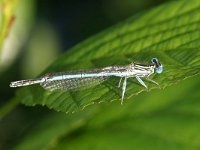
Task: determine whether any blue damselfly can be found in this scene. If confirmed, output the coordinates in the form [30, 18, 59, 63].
[10, 58, 163, 104]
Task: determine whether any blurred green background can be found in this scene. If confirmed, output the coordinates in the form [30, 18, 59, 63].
[1, 0, 200, 150]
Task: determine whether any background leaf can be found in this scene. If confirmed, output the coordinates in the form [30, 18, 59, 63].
[0, 0, 17, 50]
[13, 0, 200, 113]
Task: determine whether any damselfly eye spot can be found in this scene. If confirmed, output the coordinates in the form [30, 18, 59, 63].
[151, 58, 158, 64]
[151, 58, 161, 66]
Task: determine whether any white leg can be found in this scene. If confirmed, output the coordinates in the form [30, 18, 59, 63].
[146, 77, 160, 88]
[117, 78, 123, 88]
[135, 76, 148, 89]
[121, 77, 127, 105]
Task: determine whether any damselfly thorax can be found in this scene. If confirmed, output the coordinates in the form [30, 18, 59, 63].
[10, 58, 163, 104]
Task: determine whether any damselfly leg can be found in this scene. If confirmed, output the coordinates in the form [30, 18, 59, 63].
[135, 76, 148, 89]
[146, 77, 160, 88]
[117, 77, 123, 88]
[121, 77, 127, 105]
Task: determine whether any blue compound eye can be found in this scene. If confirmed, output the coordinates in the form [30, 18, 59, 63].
[156, 65, 163, 74]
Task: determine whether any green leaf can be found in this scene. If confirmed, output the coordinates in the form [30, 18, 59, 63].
[14, 0, 200, 114]
[57, 77, 200, 150]
[56, 76, 200, 150]
[12, 74, 200, 150]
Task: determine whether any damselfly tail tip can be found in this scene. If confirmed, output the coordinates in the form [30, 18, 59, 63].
[10, 82, 17, 87]
[9, 78, 43, 88]
[10, 80, 27, 88]
[10, 81, 23, 87]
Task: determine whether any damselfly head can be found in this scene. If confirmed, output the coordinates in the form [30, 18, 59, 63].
[151, 58, 163, 74]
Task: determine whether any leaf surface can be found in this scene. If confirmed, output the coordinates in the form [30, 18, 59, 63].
[14, 0, 200, 114]
[13, 75, 200, 150]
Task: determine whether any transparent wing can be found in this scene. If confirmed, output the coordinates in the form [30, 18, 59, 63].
[40, 69, 110, 91]
[40, 65, 127, 91]
[41, 77, 108, 91]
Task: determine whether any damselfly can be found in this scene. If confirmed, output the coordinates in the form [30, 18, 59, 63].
[10, 58, 163, 104]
